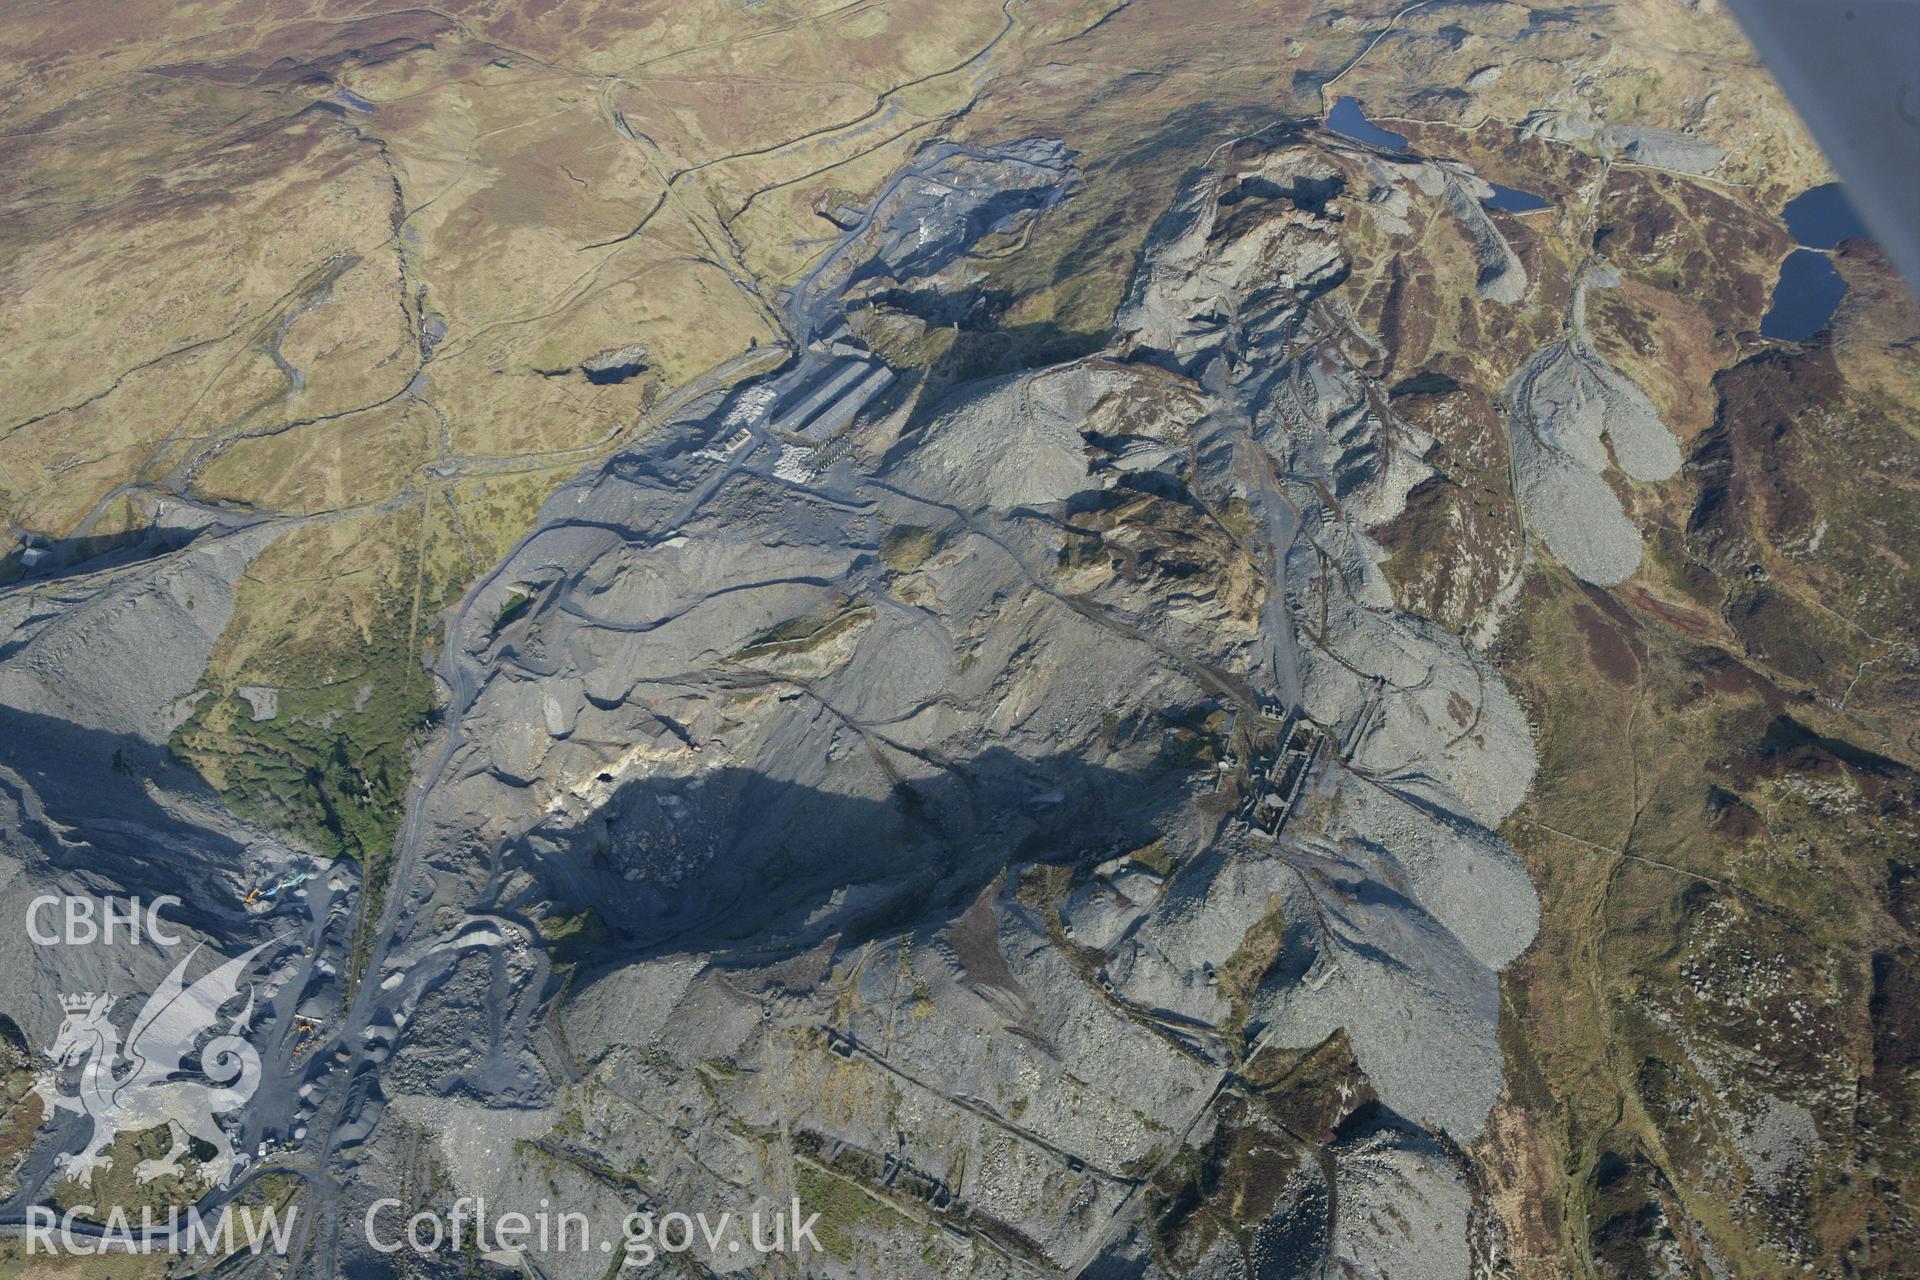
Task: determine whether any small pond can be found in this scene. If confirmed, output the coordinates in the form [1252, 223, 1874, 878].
[1325, 96, 1408, 151]
[1483, 181, 1549, 213]
[1325, 98, 1551, 213]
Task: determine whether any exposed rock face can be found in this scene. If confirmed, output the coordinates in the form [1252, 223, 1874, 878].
[233, 137, 1543, 1279]
[1439, 165, 1531, 304]
[1114, 150, 1539, 1155]
[7, 127, 1571, 1280]
[891, 364, 1121, 509]
[0, 518, 277, 745]
[1, 0, 1910, 1275]
[1332, 1110, 1474, 1280]
[0, 510, 357, 1204]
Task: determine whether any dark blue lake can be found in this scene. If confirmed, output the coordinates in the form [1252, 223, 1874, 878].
[1781, 183, 1866, 249]
[1761, 249, 1849, 342]
[1761, 184, 1868, 342]
[1484, 182, 1549, 212]
[1326, 96, 1408, 152]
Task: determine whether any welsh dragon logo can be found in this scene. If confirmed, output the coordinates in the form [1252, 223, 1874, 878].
[37, 942, 268, 1189]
